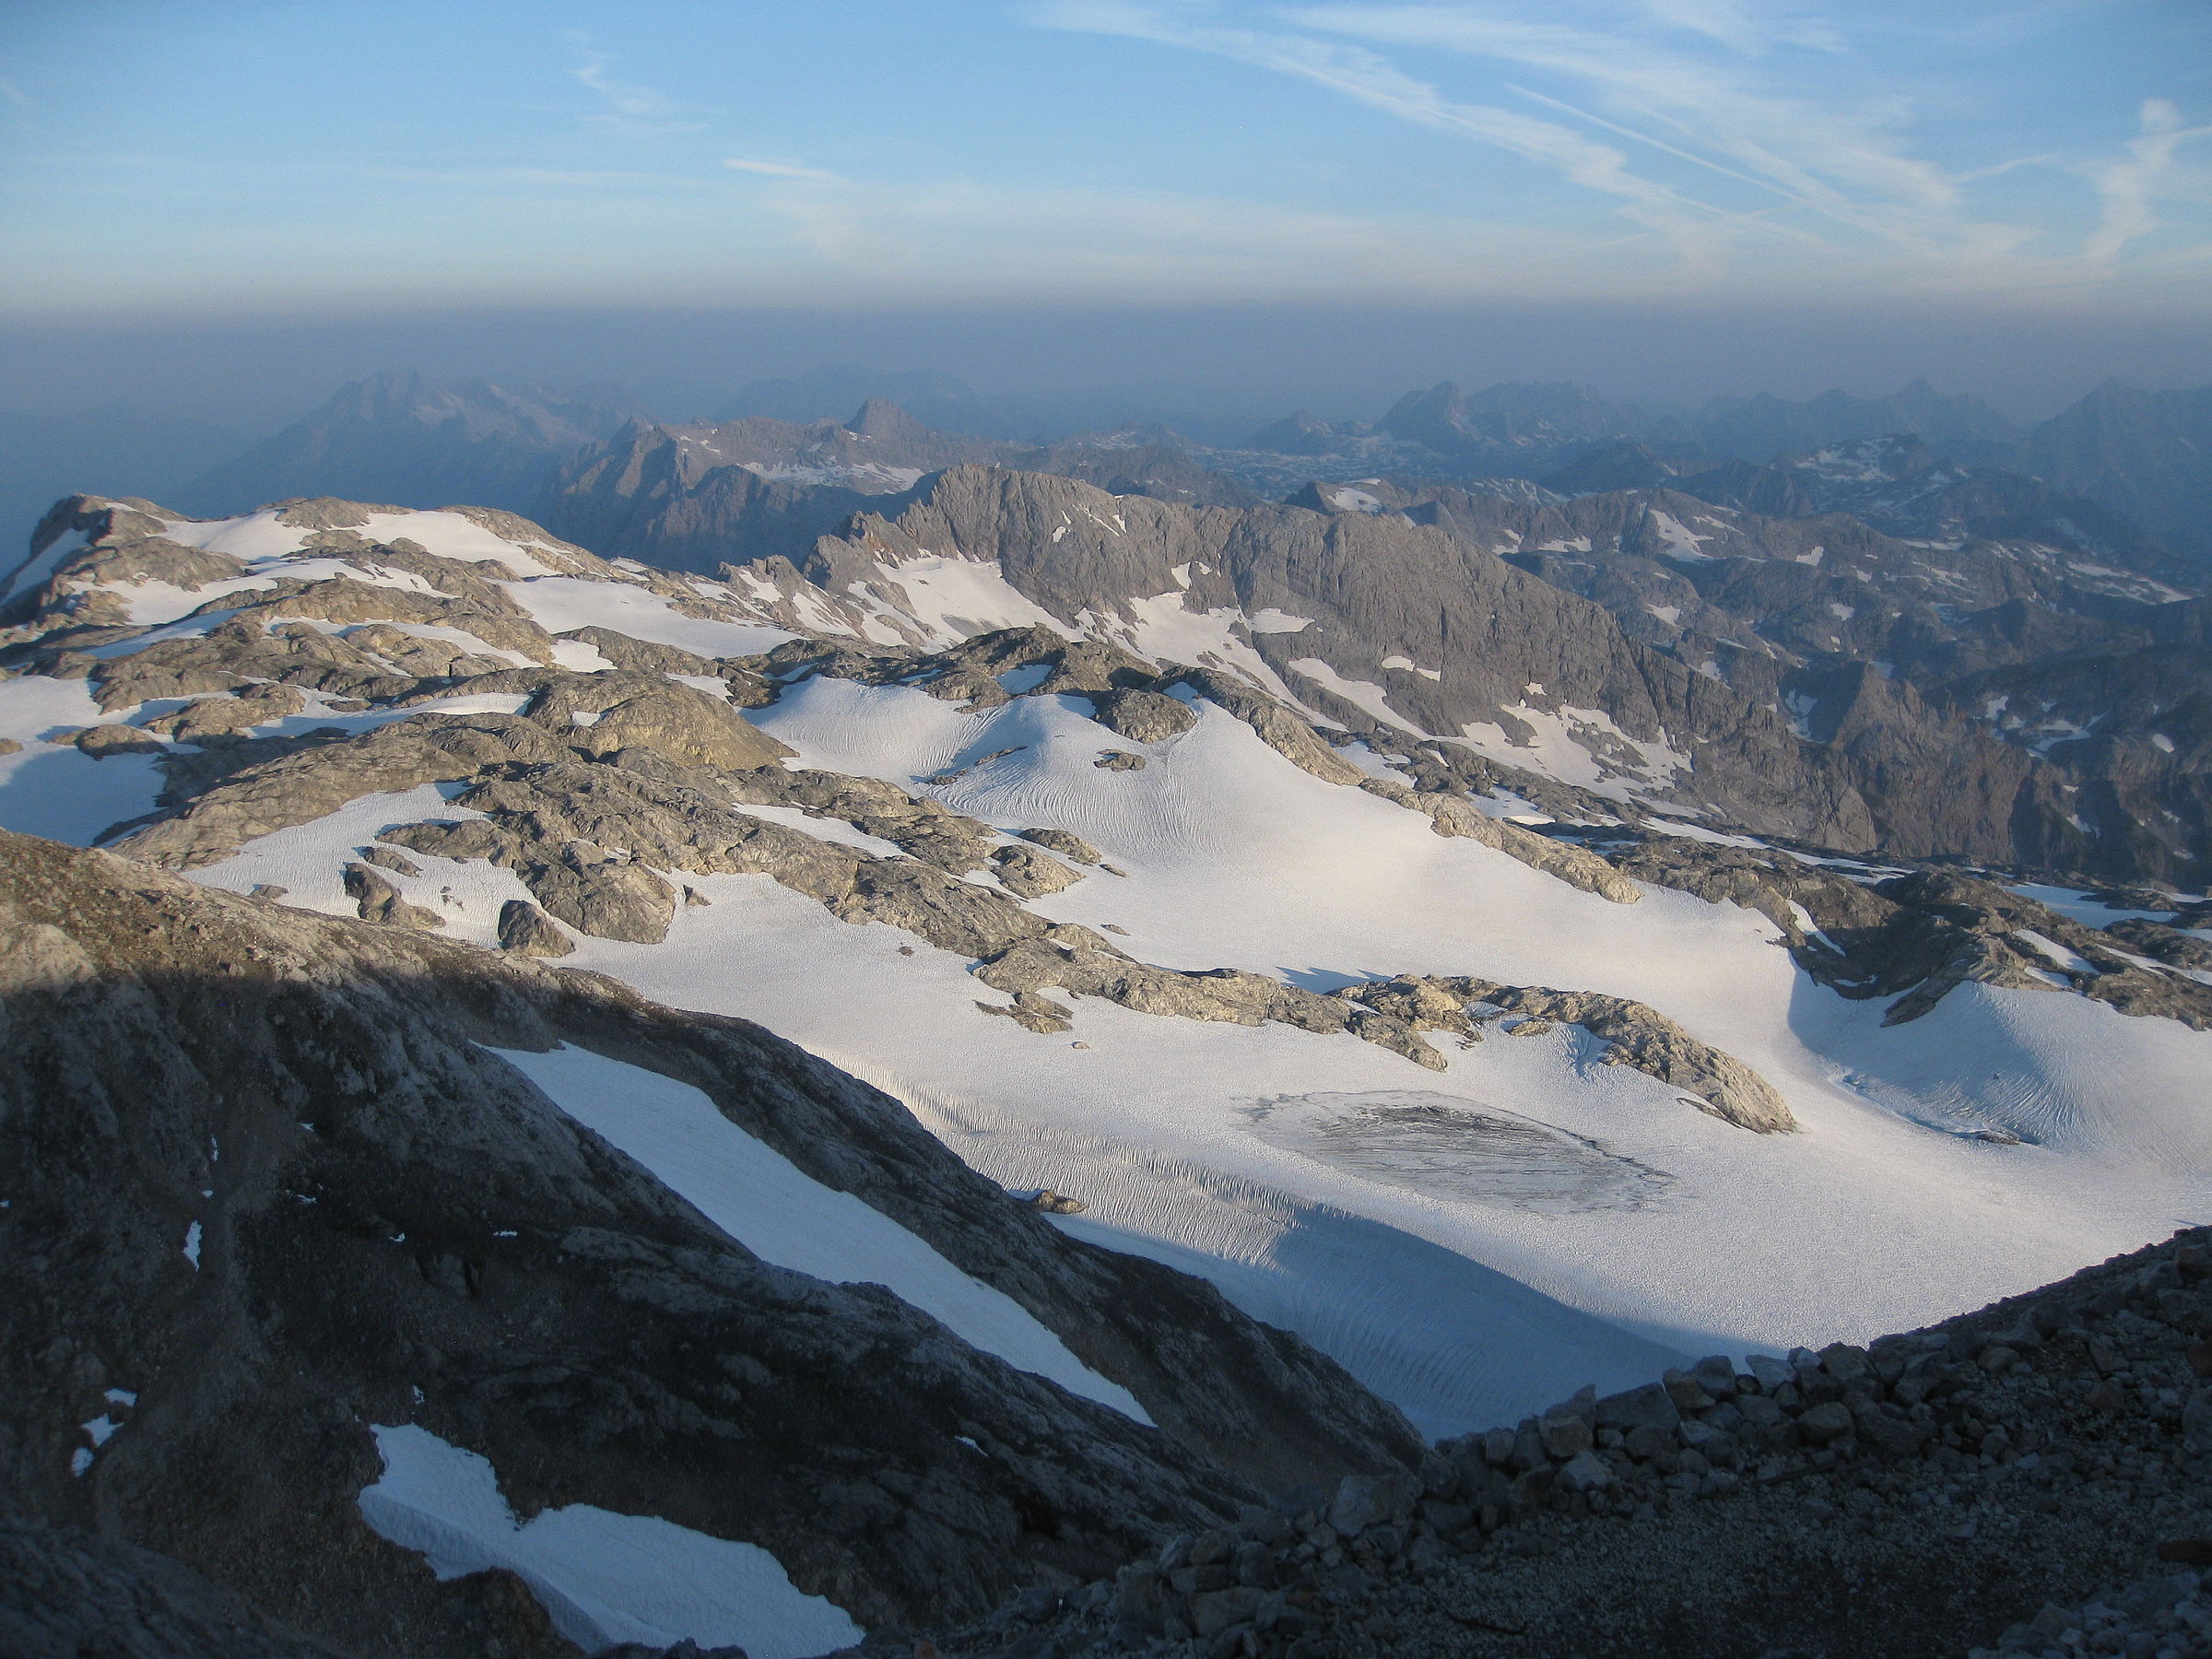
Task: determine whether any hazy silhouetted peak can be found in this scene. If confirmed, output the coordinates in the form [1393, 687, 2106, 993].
[1694, 381, 2018, 465]
[1539, 440, 1687, 495]
[1242, 409, 1367, 454]
[2026, 379, 2212, 554]
[1374, 381, 1656, 455]
[716, 365, 978, 424]
[844, 396, 935, 443]
[173, 371, 644, 517]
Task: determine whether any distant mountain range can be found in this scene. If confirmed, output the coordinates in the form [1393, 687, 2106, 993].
[169, 369, 651, 520]
[147, 368, 2212, 575]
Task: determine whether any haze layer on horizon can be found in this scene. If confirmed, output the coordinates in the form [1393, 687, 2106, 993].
[2, 0, 2207, 423]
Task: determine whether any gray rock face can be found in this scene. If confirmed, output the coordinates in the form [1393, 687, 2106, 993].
[527, 671, 792, 771]
[1335, 974, 1795, 1133]
[0, 830, 1420, 1653]
[2025, 380, 2212, 561]
[1019, 828, 1102, 865]
[341, 860, 444, 930]
[496, 897, 572, 957]
[1094, 688, 1196, 743]
[0, 1520, 348, 1659]
[990, 843, 1084, 899]
[112, 714, 571, 869]
[643, 460, 2210, 887]
[960, 1225, 2212, 1659]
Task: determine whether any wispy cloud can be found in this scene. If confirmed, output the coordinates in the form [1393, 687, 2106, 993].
[1025, 0, 2206, 295]
[724, 158, 844, 182]
[566, 32, 703, 135]
[0, 76, 32, 128]
[1024, 4, 1775, 275]
[2085, 99, 2212, 271]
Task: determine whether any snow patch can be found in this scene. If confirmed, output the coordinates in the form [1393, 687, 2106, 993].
[487, 1043, 1151, 1422]
[359, 1423, 862, 1659]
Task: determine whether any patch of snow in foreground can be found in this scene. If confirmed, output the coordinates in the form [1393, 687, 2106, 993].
[359, 1423, 861, 1658]
[0, 676, 167, 845]
[191, 784, 534, 947]
[487, 1043, 1152, 1423]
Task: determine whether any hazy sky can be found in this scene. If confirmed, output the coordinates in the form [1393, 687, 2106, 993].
[2, 1, 2208, 418]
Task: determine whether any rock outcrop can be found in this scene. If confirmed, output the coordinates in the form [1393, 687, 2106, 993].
[932, 1226, 2212, 1659]
[0, 830, 1421, 1654]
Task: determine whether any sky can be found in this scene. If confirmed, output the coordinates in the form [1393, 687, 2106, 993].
[1, 0, 2209, 420]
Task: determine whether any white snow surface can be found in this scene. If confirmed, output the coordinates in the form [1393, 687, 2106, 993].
[485, 1043, 1152, 1423]
[43, 513, 2212, 1438]
[0, 676, 167, 845]
[359, 1423, 862, 1659]
[1288, 659, 1425, 735]
[522, 676, 2212, 1432]
[499, 577, 792, 658]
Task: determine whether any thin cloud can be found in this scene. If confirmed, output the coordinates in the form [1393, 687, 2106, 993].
[1030, 1, 2131, 284]
[724, 158, 844, 182]
[1024, 3, 1766, 274]
[2085, 99, 2212, 271]
[1283, 7, 1972, 238]
[566, 32, 703, 134]
[571, 44, 666, 116]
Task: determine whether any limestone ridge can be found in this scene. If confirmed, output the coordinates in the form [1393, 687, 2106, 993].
[0, 830, 1421, 1655]
[535, 402, 1255, 571]
[677, 462, 2208, 887]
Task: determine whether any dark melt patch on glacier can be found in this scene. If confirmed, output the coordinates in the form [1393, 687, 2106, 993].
[1241, 1090, 1674, 1213]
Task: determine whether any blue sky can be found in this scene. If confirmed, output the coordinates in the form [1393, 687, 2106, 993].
[1, 0, 2206, 321]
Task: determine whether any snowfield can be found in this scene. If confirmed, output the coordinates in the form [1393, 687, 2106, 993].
[8, 500, 2211, 1444]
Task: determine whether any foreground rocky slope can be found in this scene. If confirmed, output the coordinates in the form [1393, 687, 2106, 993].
[0, 829, 1418, 1655]
[934, 1225, 2212, 1659]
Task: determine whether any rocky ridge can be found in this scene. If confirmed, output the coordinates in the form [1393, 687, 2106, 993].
[921, 1225, 2212, 1659]
[0, 828, 1420, 1655]
[630, 461, 2209, 886]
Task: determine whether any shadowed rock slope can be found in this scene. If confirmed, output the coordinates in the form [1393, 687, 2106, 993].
[935, 1227, 2212, 1659]
[0, 830, 1419, 1657]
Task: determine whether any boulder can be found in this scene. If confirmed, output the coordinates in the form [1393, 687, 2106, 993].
[1556, 1450, 1617, 1493]
[1795, 1402, 1854, 1444]
[524, 852, 677, 946]
[2185, 1387, 2212, 1453]
[339, 862, 443, 931]
[991, 844, 1085, 899]
[1594, 1382, 1681, 1437]
[1327, 1471, 1418, 1536]
[1019, 827, 1102, 865]
[1538, 1409, 1594, 1460]
[497, 899, 574, 958]
[71, 724, 165, 759]
[1094, 688, 1197, 744]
